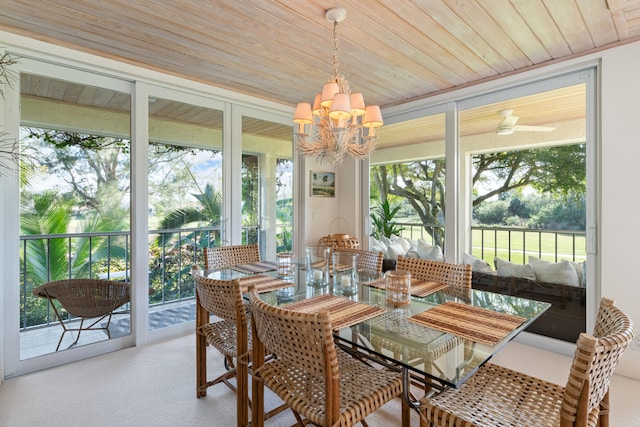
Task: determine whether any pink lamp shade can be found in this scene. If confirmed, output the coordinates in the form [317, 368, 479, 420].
[293, 102, 313, 124]
[363, 105, 383, 128]
[328, 93, 352, 122]
[293, 102, 313, 133]
[320, 82, 340, 107]
[312, 94, 322, 116]
[350, 92, 366, 116]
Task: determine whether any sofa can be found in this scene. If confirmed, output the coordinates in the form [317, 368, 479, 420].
[369, 235, 587, 343]
[466, 254, 586, 343]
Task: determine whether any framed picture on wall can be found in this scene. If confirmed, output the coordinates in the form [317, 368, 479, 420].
[310, 171, 335, 197]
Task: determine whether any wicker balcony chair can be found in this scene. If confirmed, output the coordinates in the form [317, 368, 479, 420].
[248, 289, 404, 427]
[203, 243, 260, 271]
[32, 278, 131, 351]
[396, 255, 472, 289]
[420, 297, 636, 427]
[334, 248, 384, 273]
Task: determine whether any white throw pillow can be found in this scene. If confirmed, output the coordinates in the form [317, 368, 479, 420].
[396, 236, 411, 253]
[494, 257, 536, 280]
[562, 259, 586, 287]
[405, 249, 420, 258]
[371, 242, 388, 259]
[462, 253, 494, 274]
[528, 256, 580, 287]
[416, 239, 433, 259]
[423, 245, 444, 261]
[387, 242, 406, 260]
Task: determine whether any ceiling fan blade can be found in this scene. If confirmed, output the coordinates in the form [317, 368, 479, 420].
[514, 125, 555, 132]
[501, 115, 519, 127]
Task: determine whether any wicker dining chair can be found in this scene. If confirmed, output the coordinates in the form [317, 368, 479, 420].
[248, 289, 404, 427]
[32, 278, 131, 351]
[203, 243, 260, 271]
[334, 248, 384, 273]
[193, 268, 250, 426]
[396, 255, 472, 289]
[420, 297, 636, 427]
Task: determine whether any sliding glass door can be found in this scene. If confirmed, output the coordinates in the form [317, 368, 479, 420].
[147, 94, 225, 332]
[458, 74, 591, 344]
[239, 110, 294, 261]
[17, 67, 132, 361]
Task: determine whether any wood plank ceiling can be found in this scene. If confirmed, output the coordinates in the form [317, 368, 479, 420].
[2, 0, 640, 144]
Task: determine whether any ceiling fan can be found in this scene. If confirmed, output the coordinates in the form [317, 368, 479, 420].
[496, 109, 555, 135]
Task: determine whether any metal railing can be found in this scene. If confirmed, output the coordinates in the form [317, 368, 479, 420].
[393, 222, 585, 263]
[21, 222, 582, 330]
[20, 225, 235, 330]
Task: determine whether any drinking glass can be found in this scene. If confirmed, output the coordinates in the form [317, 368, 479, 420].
[385, 269, 411, 307]
[276, 252, 295, 278]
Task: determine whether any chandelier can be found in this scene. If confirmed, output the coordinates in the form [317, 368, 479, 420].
[293, 8, 383, 167]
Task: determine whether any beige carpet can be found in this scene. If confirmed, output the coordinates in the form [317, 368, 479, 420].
[2, 334, 639, 426]
[0, 333, 418, 426]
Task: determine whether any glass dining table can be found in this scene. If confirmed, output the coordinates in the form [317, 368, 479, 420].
[204, 260, 550, 425]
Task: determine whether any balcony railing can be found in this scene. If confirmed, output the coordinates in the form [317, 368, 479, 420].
[21, 225, 228, 331]
[20, 223, 582, 331]
[395, 222, 585, 263]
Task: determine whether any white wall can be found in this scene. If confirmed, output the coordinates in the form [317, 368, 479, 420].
[599, 41, 640, 378]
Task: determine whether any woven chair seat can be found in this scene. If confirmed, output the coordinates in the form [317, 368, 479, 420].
[424, 362, 564, 427]
[197, 319, 252, 358]
[396, 255, 472, 289]
[333, 248, 384, 273]
[256, 347, 402, 426]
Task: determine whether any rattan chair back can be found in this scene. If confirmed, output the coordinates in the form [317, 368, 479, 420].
[334, 248, 384, 273]
[560, 297, 636, 425]
[248, 290, 403, 427]
[396, 255, 472, 289]
[203, 244, 260, 271]
[193, 269, 246, 325]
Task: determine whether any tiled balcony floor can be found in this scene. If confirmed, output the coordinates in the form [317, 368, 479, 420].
[20, 299, 196, 360]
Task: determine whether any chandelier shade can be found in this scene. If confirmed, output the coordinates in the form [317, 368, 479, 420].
[293, 8, 382, 166]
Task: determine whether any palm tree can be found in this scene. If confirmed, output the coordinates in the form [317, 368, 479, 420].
[154, 182, 222, 247]
[20, 192, 129, 326]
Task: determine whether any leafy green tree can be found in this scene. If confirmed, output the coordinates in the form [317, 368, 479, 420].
[26, 129, 130, 211]
[472, 145, 585, 205]
[371, 159, 445, 246]
[155, 182, 222, 245]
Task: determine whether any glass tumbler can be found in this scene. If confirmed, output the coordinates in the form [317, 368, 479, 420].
[306, 246, 330, 288]
[276, 252, 295, 278]
[333, 251, 359, 295]
[385, 269, 411, 307]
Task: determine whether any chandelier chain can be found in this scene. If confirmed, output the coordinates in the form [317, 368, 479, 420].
[332, 20, 340, 79]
